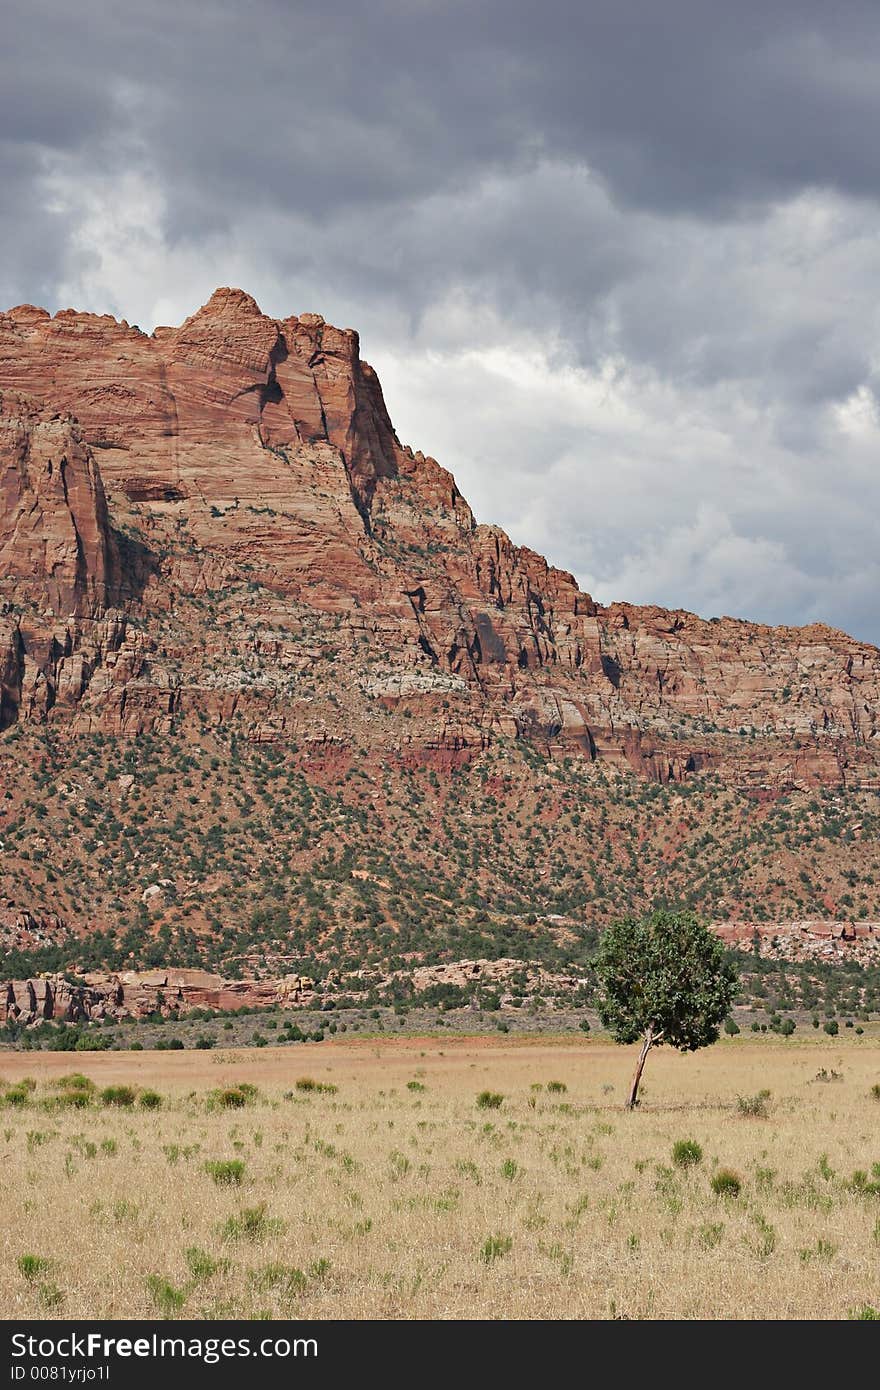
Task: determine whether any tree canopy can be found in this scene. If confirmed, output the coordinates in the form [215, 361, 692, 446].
[594, 908, 738, 1108]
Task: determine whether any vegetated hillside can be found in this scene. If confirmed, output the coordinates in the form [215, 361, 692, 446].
[2, 287, 880, 979]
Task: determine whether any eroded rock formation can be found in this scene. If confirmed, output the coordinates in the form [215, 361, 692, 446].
[1, 287, 879, 788]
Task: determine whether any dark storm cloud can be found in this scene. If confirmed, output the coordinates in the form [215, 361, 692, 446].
[3, 1, 880, 640]
[8, 2, 880, 232]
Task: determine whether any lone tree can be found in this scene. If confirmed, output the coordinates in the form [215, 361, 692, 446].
[594, 909, 738, 1110]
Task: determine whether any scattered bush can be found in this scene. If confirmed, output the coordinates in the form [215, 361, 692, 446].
[57, 1073, 95, 1093]
[100, 1085, 136, 1108]
[711, 1169, 742, 1198]
[139, 1090, 163, 1110]
[220, 1204, 283, 1242]
[204, 1159, 246, 1186]
[546, 1081, 567, 1095]
[736, 1090, 771, 1118]
[294, 1078, 337, 1095]
[56, 1088, 92, 1109]
[481, 1234, 513, 1265]
[17, 1254, 51, 1281]
[145, 1275, 187, 1317]
[213, 1087, 248, 1109]
[2, 1083, 33, 1108]
[185, 1248, 223, 1282]
[476, 1091, 504, 1110]
[672, 1139, 703, 1169]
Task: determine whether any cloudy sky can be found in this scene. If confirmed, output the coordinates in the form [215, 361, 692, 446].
[4, 2, 880, 642]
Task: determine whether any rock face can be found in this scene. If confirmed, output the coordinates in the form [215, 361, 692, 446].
[1, 287, 880, 786]
[0, 392, 122, 728]
[1, 967, 316, 1024]
[714, 920, 880, 966]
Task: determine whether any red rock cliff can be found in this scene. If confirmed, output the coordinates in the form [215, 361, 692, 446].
[1, 288, 878, 788]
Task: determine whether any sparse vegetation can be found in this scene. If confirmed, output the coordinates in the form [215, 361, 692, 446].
[0, 1040, 877, 1320]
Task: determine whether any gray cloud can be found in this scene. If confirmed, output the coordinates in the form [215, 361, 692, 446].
[2, 1, 880, 641]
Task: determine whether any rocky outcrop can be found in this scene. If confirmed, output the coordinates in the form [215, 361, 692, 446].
[1, 967, 316, 1025]
[714, 919, 880, 965]
[1, 288, 880, 787]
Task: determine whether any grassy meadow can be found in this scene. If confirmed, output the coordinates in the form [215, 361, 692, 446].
[1, 1036, 879, 1320]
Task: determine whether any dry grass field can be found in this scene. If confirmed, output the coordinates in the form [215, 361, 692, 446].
[1, 1036, 879, 1321]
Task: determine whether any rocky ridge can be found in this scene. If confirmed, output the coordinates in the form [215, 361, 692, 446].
[1, 288, 879, 786]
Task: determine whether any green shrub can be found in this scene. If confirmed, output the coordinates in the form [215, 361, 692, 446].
[480, 1234, 512, 1264]
[672, 1139, 703, 1169]
[100, 1085, 136, 1108]
[204, 1159, 246, 1186]
[2, 1084, 32, 1108]
[57, 1073, 95, 1093]
[145, 1275, 187, 1317]
[723, 1018, 740, 1036]
[17, 1254, 51, 1281]
[711, 1169, 742, 1198]
[220, 1204, 283, 1243]
[56, 1088, 92, 1109]
[476, 1091, 504, 1110]
[736, 1089, 771, 1118]
[546, 1081, 567, 1095]
[185, 1247, 223, 1281]
[824, 1020, 839, 1036]
[139, 1090, 162, 1110]
[214, 1087, 247, 1109]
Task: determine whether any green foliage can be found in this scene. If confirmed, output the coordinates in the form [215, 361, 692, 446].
[204, 1159, 246, 1186]
[56, 1073, 95, 1093]
[213, 1087, 248, 1109]
[139, 1089, 163, 1110]
[185, 1247, 223, 1281]
[737, 1089, 771, 1118]
[17, 1254, 51, 1281]
[220, 1203, 283, 1242]
[476, 1091, 504, 1110]
[145, 1274, 187, 1317]
[100, 1086, 136, 1108]
[480, 1234, 513, 1264]
[672, 1139, 703, 1168]
[711, 1169, 742, 1198]
[294, 1077, 337, 1095]
[594, 909, 738, 1051]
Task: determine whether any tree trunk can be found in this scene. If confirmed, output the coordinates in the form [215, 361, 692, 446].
[625, 1028, 653, 1110]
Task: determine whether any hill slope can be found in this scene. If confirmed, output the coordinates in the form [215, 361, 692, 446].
[2, 288, 880, 975]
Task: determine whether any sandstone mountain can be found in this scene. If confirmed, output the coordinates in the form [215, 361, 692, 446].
[1, 287, 879, 783]
[1, 289, 880, 976]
